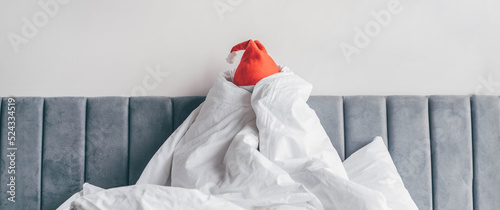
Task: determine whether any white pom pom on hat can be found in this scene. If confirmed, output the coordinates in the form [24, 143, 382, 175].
[226, 51, 238, 64]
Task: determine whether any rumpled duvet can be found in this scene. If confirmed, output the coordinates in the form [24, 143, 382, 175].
[60, 66, 391, 210]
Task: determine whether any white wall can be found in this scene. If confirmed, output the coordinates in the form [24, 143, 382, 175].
[1, 0, 499, 97]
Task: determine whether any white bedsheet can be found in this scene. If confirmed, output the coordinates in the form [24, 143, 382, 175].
[59, 67, 391, 210]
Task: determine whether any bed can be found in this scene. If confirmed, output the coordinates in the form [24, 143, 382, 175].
[0, 95, 499, 209]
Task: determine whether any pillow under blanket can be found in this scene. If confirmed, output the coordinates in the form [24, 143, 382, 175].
[343, 136, 419, 210]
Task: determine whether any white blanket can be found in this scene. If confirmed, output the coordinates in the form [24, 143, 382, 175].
[61, 67, 391, 210]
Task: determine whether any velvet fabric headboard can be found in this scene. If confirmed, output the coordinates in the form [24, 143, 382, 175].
[0, 95, 498, 210]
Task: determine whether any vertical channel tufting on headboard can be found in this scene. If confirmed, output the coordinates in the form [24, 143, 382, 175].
[85, 97, 129, 189]
[343, 96, 388, 158]
[386, 96, 432, 210]
[128, 97, 173, 185]
[471, 95, 500, 210]
[0, 98, 44, 210]
[429, 96, 473, 210]
[1, 95, 499, 210]
[307, 96, 345, 160]
[171, 96, 206, 130]
[42, 97, 87, 210]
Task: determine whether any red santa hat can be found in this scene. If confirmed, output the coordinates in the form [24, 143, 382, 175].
[226, 39, 280, 86]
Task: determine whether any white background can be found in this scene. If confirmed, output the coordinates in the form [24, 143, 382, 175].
[1, 0, 499, 97]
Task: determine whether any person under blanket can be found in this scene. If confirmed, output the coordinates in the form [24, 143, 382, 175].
[59, 40, 396, 210]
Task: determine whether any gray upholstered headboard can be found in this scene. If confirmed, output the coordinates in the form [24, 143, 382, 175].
[0, 96, 499, 210]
